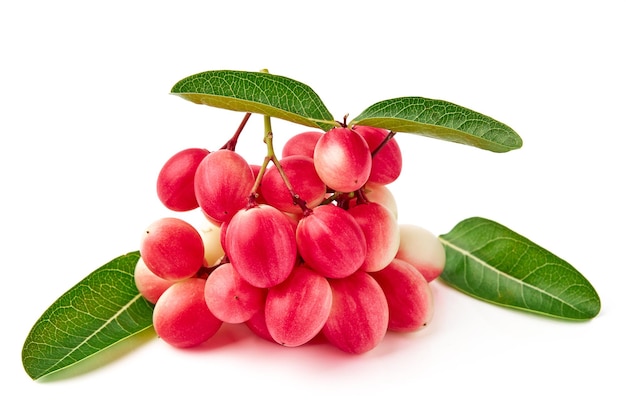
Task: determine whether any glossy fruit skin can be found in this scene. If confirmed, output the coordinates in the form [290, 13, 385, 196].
[245, 297, 274, 343]
[357, 182, 398, 218]
[157, 148, 210, 211]
[153, 278, 223, 348]
[313, 127, 372, 192]
[204, 263, 266, 324]
[322, 271, 389, 354]
[134, 257, 176, 304]
[395, 224, 446, 282]
[265, 265, 332, 347]
[349, 202, 400, 272]
[295, 204, 366, 279]
[194, 149, 255, 224]
[353, 125, 402, 185]
[370, 258, 434, 332]
[281, 131, 322, 159]
[225, 204, 298, 288]
[140, 217, 205, 280]
[260, 155, 326, 213]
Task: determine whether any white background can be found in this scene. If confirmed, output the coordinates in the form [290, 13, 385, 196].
[2, 1, 624, 416]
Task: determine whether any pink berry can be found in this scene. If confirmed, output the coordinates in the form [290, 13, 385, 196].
[140, 217, 205, 280]
[156, 148, 210, 211]
[322, 271, 389, 354]
[349, 202, 400, 272]
[370, 258, 434, 332]
[296, 204, 366, 278]
[225, 204, 297, 288]
[281, 131, 323, 159]
[245, 297, 274, 343]
[354, 182, 398, 218]
[313, 127, 372, 192]
[153, 278, 223, 348]
[194, 149, 255, 224]
[353, 125, 402, 185]
[204, 263, 265, 324]
[265, 265, 332, 347]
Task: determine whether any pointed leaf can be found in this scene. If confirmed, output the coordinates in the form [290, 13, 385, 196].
[22, 251, 154, 380]
[349, 97, 522, 152]
[171, 70, 337, 131]
[438, 217, 601, 320]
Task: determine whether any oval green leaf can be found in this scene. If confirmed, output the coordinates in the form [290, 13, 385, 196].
[349, 97, 523, 152]
[171, 70, 337, 131]
[22, 251, 154, 380]
[438, 217, 601, 320]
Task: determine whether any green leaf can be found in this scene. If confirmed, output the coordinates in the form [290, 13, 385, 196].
[171, 70, 337, 131]
[22, 251, 154, 380]
[438, 217, 601, 320]
[349, 97, 523, 152]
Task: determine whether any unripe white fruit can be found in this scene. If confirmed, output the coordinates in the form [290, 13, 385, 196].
[395, 224, 446, 282]
[199, 221, 225, 267]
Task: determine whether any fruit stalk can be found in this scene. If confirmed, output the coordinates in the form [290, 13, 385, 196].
[220, 112, 252, 151]
[251, 115, 311, 214]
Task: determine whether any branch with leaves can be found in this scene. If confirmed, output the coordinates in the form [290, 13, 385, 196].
[22, 69, 600, 381]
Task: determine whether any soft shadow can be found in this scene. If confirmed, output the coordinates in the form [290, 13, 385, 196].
[187, 322, 255, 352]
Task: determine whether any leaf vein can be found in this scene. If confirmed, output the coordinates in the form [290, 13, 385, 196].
[439, 237, 586, 313]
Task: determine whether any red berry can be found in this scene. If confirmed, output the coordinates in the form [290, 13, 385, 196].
[313, 127, 372, 192]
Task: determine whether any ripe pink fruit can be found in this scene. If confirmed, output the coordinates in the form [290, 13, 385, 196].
[281, 131, 322, 158]
[204, 263, 266, 323]
[356, 182, 398, 218]
[153, 278, 223, 348]
[296, 204, 366, 278]
[156, 148, 210, 211]
[245, 297, 274, 343]
[225, 204, 298, 288]
[395, 224, 446, 282]
[265, 265, 332, 347]
[349, 202, 400, 272]
[370, 258, 434, 332]
[260, 155, 326, 213]
[322, 271, 389, 354]
[353, 125, 402, 185]
[194, 149, 255, 223]
[140, 217, 205, 280]
[313, 127, 372, 192]
[134, 257, 176, 304]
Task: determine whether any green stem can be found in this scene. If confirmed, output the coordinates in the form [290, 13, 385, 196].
[255, 115, 312, 215]
[247, 111, 276, 205]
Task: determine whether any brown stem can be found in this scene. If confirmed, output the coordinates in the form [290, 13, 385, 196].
[221, 112, 252, 151]
[196, 254, 230, 278]
[371, 130, 396, 158]
[354, 188, 370, 205]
